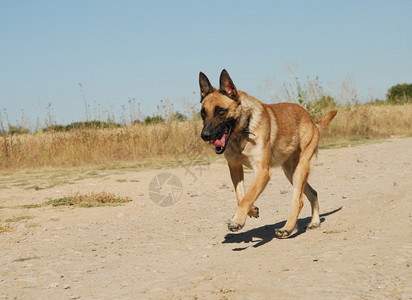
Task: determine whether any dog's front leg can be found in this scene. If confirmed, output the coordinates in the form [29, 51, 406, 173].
[228, 162, 260, 219]
[227, 167, 270, 232]
[228, 162, 245, 206]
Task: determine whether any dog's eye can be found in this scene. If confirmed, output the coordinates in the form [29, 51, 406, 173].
[215, 107, 228, 119]
[200, 108, 206, 120]
[214, 106, 228, 119]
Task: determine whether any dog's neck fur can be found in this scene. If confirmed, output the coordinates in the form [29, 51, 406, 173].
[237, 91, 264, 135]
[225, 91, 265, 154]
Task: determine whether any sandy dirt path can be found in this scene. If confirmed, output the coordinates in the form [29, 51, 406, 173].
[0, 138, 411, 299]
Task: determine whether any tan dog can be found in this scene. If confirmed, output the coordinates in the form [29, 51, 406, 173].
[199, 69, 337, 237]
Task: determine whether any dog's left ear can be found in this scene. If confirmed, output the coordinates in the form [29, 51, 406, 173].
[219, 69, 238, 101]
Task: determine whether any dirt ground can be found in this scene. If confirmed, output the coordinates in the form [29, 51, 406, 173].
[0, 137, 411, 299]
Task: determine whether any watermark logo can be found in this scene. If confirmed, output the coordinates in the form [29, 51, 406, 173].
[148, 141, 217, 206]
[148, 172, 183, 207]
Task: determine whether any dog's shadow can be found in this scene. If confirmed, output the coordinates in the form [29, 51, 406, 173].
[222, 207, 342, 251]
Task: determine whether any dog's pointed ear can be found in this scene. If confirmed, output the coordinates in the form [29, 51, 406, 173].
[219, 69, 238, 101]
[199, 72, 215, 103]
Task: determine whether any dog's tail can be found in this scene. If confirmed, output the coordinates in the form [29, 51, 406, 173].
[316, 110, 338, 131]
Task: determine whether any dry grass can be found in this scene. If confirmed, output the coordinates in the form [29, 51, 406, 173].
[0, 224, 12, 233]
[322, 103, 412, 137]
[0, 216, 34, 233]
[0, 192, 131, 210]
[1, 104, 412, 171]
[45, 192, 132, 207]
[0, 120, 212, 170]
[319, 103, 412, 147]
[5, 215, 35, 222]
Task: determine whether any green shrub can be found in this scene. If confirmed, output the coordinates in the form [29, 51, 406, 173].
[144, 115, 165, 124]
[386, 83, 412, 104]
[8, 125, 30, 135]
[169, 112, 187, 122]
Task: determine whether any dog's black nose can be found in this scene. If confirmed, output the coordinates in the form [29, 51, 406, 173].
[201, 129, 210, 141]
[201, 125, 212, 141]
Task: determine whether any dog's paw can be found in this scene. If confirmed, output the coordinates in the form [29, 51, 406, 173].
[307, 221, 321, 230]
[248, 206, 259, 218]
[227, 219, 244, 232]
[275, 228, 292, 238]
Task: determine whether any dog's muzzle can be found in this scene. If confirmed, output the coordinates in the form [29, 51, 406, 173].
[201, 123, 232, 154]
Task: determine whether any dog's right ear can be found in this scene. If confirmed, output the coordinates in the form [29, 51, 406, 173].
[199, 72, 215, 103]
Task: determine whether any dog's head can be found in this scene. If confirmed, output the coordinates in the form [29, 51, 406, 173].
[199, 69, 241, 154]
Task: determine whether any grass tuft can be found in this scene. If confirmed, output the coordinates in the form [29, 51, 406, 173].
[5, 215, 35, 222]
[45, 192, 132, 207]
[0, 225, 12, 233]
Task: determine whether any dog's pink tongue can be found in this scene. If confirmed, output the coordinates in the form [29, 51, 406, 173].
[209, 134, 226, 147]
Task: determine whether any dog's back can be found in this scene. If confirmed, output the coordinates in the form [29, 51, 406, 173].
[257, 102, 320, 167]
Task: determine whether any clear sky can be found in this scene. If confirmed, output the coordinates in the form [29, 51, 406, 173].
[1, 0, 411, 127]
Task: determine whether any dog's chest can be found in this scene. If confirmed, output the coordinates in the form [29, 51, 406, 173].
[226, 139, 264, 170]
[226, 135, 289, 170]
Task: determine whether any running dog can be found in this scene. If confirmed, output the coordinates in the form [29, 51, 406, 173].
[199, 69, 337, 237]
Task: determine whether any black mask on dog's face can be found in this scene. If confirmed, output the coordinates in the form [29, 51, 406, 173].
[201, 111, 236, 154]
[199, 70, 239, 154]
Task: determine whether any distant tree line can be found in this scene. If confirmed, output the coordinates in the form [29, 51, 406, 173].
[42, 120, 122, 132]
[2, 112, 189, 135]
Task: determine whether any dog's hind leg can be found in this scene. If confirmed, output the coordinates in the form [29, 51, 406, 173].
[304, 183, 320, 229]
[276, 159, 308, 237]
[282, 154, 320, 229]
[282, 155, 321, 231]
[277, 136, 319, 237]
[282, 163, 321, 230]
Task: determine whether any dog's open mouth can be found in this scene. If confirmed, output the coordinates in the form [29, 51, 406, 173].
[209, 129, 231, 154]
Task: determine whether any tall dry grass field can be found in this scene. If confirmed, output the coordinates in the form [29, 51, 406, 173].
[320, 103, 412, 145]
[0, 120, 212, 170]
[1, 104, 412, 171]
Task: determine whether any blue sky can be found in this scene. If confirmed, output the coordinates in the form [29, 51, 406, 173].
[1, 0, 411, 127]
